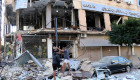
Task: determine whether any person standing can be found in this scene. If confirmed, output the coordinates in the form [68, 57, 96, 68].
[59, 47, 71, 74]
[52, 47, 64, 80]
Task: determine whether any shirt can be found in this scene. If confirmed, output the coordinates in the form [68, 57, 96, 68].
[64, 49, 69, 59]
[52, 49, 61, 64]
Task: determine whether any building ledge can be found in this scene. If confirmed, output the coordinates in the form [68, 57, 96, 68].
[5, 29, 107, 37]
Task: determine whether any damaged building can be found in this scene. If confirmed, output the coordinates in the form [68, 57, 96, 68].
[3, 0, 140, 67]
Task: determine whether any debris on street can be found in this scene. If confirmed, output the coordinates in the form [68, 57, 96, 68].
[1, 56, 140, 80]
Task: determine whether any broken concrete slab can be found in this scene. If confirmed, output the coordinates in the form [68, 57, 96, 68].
[72, 71, 92, 79]
[15, 50, 43, 68]
[15, 51, 31, 65]
[80, 60, 94, 74]
[27, 50, 43, 68]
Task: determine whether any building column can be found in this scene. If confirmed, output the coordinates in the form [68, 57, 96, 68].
[47, 37, 52, 58]
[30, 0, 32, 7]
[42, 14, 45, 28]
[131, 46, 135, 55]
[122, 16, 128, 23]
[16, 10, 19, 31]
[95, 14, 101, 28]
[104, 13, 111, 31]
[73, 40, 78, 58]
[100, 46, 103, 59]
[71, 9, 76, 26]
[46, 4, 51, 28]
[78, 9, 87, 31]
[118, 46, 121, 56]
[12, 10, 20, 57]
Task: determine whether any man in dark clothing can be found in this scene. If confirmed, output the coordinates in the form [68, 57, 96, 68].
[52, 47, 64, 80]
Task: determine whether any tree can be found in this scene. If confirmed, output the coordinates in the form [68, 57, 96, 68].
[107, 18, 140, 58]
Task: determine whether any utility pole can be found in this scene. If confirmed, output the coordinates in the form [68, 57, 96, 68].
[55, 18, 58, 47]
[0, 0, 2, 63]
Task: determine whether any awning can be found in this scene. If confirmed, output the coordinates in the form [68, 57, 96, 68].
[80, 35, 118, 47]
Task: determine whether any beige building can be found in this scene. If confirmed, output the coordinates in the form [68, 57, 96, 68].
[3, 0, 140, 66]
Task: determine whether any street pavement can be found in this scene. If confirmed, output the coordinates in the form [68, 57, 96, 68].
[112, 69, 140, 79]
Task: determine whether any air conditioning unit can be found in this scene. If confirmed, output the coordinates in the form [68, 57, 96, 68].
[116, 0, 121, 3]
[127, 1, 132, 5]
[81, 33, 87, 38]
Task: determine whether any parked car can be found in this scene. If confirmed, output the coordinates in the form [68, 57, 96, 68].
[91, 56, 133, 74]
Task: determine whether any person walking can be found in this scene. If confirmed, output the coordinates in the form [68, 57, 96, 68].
[52, 47, 64, 80]
[59, 47, 71, 75]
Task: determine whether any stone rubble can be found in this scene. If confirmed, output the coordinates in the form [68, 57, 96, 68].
[0, 58, 140, 80]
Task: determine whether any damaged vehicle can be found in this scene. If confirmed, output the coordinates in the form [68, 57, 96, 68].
[91, 56, 133, 74]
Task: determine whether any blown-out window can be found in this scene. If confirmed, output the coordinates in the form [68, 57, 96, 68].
[138, 0, 140, 6]
[125, 0, 134, 4]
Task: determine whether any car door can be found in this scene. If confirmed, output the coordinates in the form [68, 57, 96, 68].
[108, 57, 120, 72]
[118, 57, 127, 70]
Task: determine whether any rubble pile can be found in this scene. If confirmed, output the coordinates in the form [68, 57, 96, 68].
[0, 59, 83, 80]
[0, 59, 53, 80]
[1, 58, 140, 80]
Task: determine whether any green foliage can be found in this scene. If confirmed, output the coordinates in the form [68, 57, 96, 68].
[107, 18, 140, 47]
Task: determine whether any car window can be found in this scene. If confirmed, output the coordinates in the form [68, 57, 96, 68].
[99, 57, 112, 63]
[112, 57, 119, 63]
[119, 57, 126, 62]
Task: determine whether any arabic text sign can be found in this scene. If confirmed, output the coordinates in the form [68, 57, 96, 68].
[82, 1, 140, 18]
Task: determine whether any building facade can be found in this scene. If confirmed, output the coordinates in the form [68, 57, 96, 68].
[3, 0, 140, 66]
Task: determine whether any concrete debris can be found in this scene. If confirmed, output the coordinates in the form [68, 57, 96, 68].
[60, 76, 73, 80]
[80, 60, 94, 74]
[72, 71, 92, 79]
[126, 75, 135, 79]
[1, 58, 140, 80]
[81, 58, 90, 63]
[69, 59, 81, 71]
[94, 68, 111, 79]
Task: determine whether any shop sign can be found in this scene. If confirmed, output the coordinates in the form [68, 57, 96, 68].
[82, 1, 140, 18]
[16, 0, 28, 10]
[42, 39, 46, 42]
